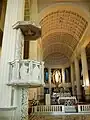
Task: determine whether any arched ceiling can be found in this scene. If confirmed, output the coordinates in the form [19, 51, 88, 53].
[38, 0, 90, 13]
[42, 32, 77, 51]
[43, 43, 72, 59]
[40, 9, 88, 66]
[45, 52, 69, 65]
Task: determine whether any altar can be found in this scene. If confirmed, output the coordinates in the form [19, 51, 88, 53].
[51, 87, 77, 112]
[51, 87, 77, 106]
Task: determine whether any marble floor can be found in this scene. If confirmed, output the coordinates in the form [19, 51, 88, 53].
[29, 114, 90, 120]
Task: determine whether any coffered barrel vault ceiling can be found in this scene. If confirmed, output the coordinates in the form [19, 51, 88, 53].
[40, 9, 88, 66]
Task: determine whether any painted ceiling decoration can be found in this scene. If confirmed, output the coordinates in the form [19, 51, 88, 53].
[40, 10, 88, 66]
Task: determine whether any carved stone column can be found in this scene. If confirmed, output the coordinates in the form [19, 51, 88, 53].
[15, 28, 24, 60]
[15, 33, 28, 120]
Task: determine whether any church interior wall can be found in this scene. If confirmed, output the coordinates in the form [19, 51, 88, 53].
[0, 1, 90, 119]
[0, 0, 7, 58]
[0, 0, 7, 31]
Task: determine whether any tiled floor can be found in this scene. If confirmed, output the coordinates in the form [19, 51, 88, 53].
[29, 114, 90, 120]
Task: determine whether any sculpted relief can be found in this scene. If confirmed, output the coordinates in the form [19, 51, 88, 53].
[19, 62, 40, 82]
[20, 62, 29, 80]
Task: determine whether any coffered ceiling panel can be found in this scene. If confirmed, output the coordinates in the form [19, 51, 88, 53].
[38, 0, 90, 13]
[41, 10, 88, 40]
[42, 32, 77, 51]
[40, 9, 88, 66]
[45, 52, 69, 65]
[43, 43, 72, 59]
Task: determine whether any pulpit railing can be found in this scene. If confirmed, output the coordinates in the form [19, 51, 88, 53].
[8, 60, 44, 86]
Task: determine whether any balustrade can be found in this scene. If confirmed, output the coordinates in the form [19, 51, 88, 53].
[8, 60, 44, 87]
[32, 105, 65, 113]
[78, 105, 90, 113]
[31, 104, 90, 114]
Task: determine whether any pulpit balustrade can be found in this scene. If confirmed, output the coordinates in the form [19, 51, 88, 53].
[8, 60, 44, 86]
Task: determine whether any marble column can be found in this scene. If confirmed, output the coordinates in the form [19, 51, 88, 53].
[0, 0, 24, 107]
[31, 0, 38, 24]
[70, 63, 75, 96]
[74, 57, 82, 100]
[66, 68, 69, 83]
[0, 0, 29, 120]
[15, 87, 28, 120]
[81, 48, 90, 101]
[14, 27, 28, 120]
[62, 68, 65, 84]
[29, 0, 38, 60]
[81, 48, 89, 86]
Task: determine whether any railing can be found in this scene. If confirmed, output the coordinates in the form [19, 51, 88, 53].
[8, 60, 44, 86]
[78, 104, 90, 113]
[31, 104, 90, 114]
[32, 105, 65, 113]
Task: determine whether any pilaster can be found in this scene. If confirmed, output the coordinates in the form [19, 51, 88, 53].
[81, 47, 90, 101]
[49, 68, 51, 95]
[70, 63, 75, 96]
[31, 0, 39, 24]
[66, 68, 69, 83]
[81, 48, 89, 86]
[74, 57, 82, 100]
[62, 68, 65, 84]
[29, 0, 39, 60]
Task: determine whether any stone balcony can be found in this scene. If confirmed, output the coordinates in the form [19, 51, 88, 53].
[7, 59, 45, 87]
